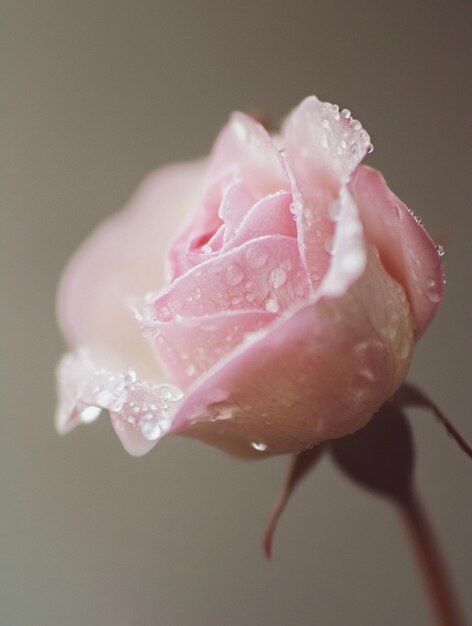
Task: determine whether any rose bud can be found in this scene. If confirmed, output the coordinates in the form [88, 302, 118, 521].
[56, 96, 443, 458]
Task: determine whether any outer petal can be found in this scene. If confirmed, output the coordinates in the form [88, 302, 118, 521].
[169, 189, 413, 458]
[57, 161, 206, 377]
[56, 349, 184, 456]
[351, 165, 444, 337]
[207, 112, 288, 199]
[282, 96, 372, 288]
[136, 309, 277, 388]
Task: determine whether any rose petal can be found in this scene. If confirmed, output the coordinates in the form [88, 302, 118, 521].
[57, 162, 206, 377]
[170, 191, 413, 458]
[164, 176, 226, 281]
[207, 112, 288, 199]
[137, 309, 277, 388]
[220, 180, 257, 243]
[221, 191, 297, 252]
[350, 165, 444, 337]
[169, 181, 257, 277]
[149, 235, 309, 321]
[56, 349, 184, 456]
[166, 112, 290, 281]
[282, 96, 372, 288]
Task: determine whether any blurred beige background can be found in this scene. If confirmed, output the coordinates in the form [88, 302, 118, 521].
[1, 1, 471, 625]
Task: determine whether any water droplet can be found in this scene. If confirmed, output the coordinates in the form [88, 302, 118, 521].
[329, 103, 340, 120]
[251, 441, 267, 452]
[426, 278, 441, 303]
[350, 119, 362, 131]
[225, 263, 244, 286]
[245, 245, 268, 269]
[194, 287, 202, 299]
[264, 294, 280, 312]
[80, 406, 101, 423]
[124, 370, 137, 384]
[341, 108, 351, 119]
[436, 244, 445, 257]
[230, 295, 243, 306]
[268, 267, 287, 288]
[97, 389, 115, 408]
[158, 386, 183, 401]
[140, 421, 162, 441]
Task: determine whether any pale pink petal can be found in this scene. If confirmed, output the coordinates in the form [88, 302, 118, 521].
[56, 349, 183, 456]
[282, 96, 372, 288]
[221, 191, 297, 252]
[207, 112, 288, 199]
[169, 181, 257, 276]
[165, 176, 227, 281]
[149, 236, 309, 321]
[57, 161, 206, 377]
[219, 180, 257, 243]
[165, 114, 289, 281]
[137, 309, 277, 388]
[170, 191, 413, 458]
[178, 192, 297, 277]
[350, 165, 444, 337]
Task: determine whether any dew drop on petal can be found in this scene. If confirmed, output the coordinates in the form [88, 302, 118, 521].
[264, 294, 280, 312]
[97, 389, 115, 408]
[80, 406, 101, 423]
[140, 421, 162, 441]
[245, 245, 268, 269]
[268, 267, 287, 289]
[225, 263, 244, 286]
[425, 278, 441, 303]
[251, 441, 268, 452]
[230, 295, 243, 306]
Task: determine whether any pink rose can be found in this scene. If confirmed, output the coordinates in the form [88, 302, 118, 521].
[56, 96, 443, 458]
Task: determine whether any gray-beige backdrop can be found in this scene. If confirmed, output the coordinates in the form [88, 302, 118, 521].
[2, 1, 471, 625]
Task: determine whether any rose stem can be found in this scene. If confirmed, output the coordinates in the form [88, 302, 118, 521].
[398, 490, 464, 626]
